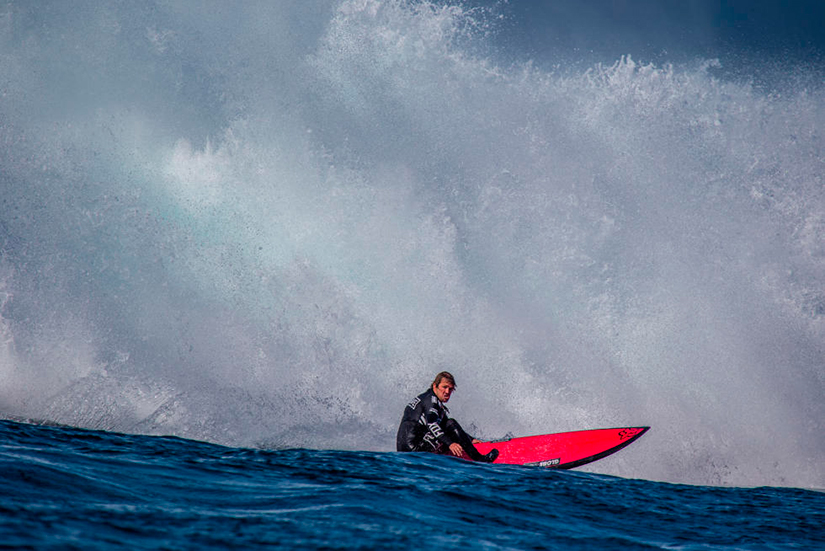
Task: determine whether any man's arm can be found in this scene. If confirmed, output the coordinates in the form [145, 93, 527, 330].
[423, 400, 456, 451]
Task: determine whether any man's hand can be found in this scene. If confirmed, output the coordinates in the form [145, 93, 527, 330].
[448, 442, 464, 457]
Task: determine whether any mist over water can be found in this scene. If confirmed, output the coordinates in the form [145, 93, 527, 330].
[0, 0, 822, 487]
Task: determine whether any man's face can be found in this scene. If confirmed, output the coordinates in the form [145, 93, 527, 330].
[432, 379, 455, 403]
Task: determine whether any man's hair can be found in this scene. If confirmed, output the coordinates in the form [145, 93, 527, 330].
[432, 371, 456, 389]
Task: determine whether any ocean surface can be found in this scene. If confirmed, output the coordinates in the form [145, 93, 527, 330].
[0, 0, 824, 546]
[1, 419, 822, 550]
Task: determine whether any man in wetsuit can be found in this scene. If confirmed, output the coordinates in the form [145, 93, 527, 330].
[396, 371, 499, 462]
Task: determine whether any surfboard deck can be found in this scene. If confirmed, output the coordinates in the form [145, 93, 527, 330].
[472, 426, 649, 469]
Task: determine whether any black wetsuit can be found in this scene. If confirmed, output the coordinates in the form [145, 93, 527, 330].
[396, 388, 492, 461]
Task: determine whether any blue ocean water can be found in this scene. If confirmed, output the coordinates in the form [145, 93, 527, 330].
[1, 419, 822, 550]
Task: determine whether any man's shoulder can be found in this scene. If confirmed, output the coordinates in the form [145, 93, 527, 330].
[407, 389, 434, 410]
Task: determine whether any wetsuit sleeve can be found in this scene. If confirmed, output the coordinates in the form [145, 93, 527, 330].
[422, 397, 455, 449]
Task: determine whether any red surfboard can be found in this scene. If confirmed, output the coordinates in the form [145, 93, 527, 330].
[472, 426, 649, 469]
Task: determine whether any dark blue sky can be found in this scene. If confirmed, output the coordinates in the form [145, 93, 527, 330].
[475, 0, 825, 69]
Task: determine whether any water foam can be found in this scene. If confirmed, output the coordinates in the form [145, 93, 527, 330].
[0, 0, 822, 486]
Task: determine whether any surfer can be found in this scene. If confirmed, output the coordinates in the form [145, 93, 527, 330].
[396, 371, 499, 462]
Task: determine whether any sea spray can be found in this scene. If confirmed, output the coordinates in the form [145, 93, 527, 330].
[0, 0, 822, 487]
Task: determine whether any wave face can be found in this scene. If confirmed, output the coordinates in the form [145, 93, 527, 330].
[2, 420, 824, 549]
[0, 0, 822, 487]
